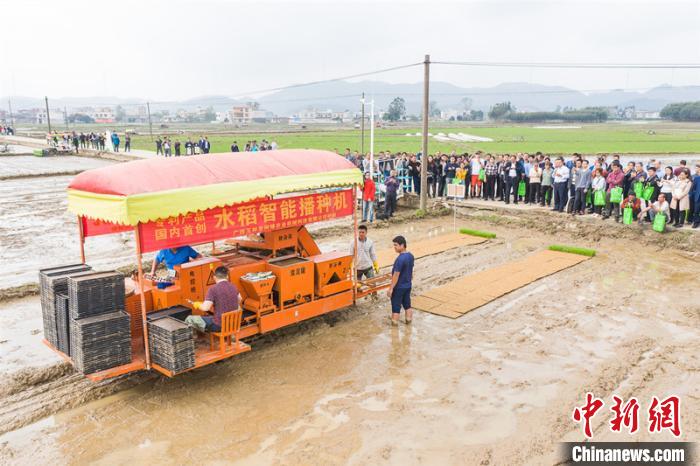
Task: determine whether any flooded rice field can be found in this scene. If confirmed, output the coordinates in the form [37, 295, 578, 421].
[0, 154, 699, 465]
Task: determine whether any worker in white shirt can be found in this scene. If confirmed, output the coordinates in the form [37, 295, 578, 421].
[552, 157, 570, 212]
[350, 224, 379, 280]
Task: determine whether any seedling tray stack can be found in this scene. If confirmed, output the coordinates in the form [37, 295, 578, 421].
[68, 271, 125, 319]
[70, 311, 132, 374]
[38, 264, 93, 347]
[148, 317, 195, 375]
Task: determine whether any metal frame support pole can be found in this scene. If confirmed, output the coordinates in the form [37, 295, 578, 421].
[420, 54, 430, 211]
[134, 227, 151, 369]
[77, 216, 86, 264]
[352, 184, 359, 304]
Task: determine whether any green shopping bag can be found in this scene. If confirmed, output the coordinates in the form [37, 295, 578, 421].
[610, 187, 623, 203]
[585, 190, 592, 205]
[652, 213, 666, 233]
[545, 189, 551, 203]
[478, 169, 485, 181]
[594, 190, 606, 206]
[452, 177, 461, 185]
[518, 181, 526, 196]
[623, 207, 633, 225]
[633, 182, 643, 198]
[641, 185, 654, 201]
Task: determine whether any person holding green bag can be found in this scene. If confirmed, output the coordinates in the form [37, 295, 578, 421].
[591, 168, 607, 215]
[603, 161, 625, 221]
[573, 159, 592, 215]
[639, 193, 670, 230]
[621, 194, 641, 224]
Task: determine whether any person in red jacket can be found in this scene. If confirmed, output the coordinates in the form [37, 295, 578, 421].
[362, 172, 376, 223]
[620, 194, 642, 221]
[603, 161, 625, 221]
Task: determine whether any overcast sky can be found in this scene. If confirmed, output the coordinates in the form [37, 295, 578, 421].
[1, 0, 699, 101]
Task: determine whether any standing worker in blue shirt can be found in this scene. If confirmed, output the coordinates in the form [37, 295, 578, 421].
[150, 245, 202, 275]
[387, 235, 414, 326]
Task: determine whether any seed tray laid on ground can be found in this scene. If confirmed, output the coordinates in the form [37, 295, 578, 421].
[70, 311, 131, 374]
[38, 264, 93, 346]
[148, 317, 195, 374]
[68, 271, 125, 319]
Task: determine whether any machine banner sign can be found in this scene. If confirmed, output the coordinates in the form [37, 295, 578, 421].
[82, 217, 132, 237]
[137, 189, 354, 253]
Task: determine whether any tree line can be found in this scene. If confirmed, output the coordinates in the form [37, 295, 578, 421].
[487, 102, 607, 122]
[660, 102, 700, 121]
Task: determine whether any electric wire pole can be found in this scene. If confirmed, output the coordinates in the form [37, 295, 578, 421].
[8, 98, 14, 129]
[360, 92, 365, 155]
[146, 102, 153, 141]
[44, 96, 52, 134]
[420, 54, 430, 211]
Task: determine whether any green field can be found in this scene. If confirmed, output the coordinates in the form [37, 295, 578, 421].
[125, 123, 700, 155]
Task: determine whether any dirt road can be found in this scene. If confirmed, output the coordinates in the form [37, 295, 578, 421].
[1, 207, 698, 465]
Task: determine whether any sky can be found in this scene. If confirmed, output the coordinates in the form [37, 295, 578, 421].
[1, 0, 699, 101]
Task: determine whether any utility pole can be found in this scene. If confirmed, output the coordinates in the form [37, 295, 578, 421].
[360, 92, 365, 155]
[369, 99, 375, 177]
[7, 98, 14, 129]
[420, 54, 430, 211]
[64, 106, 69, 131]
[44, 96, 52, 134]
[146, 102, 153, 141]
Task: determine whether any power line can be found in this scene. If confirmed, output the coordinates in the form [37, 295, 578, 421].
[433, 61, 700, 69]
[229, 62, 422, 98]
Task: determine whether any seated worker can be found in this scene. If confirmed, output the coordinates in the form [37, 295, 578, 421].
[188, 266, 241, 332]
[638, 193, 670, 224]
[620, 193, 642, 221]
[150, 245, 201, 275]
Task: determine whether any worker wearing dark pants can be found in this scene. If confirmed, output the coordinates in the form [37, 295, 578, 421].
[384, 172, 399, 218]
[605, 192, 621, 221]
[553, 182, 568, 212]
[504, 175, 517, 204]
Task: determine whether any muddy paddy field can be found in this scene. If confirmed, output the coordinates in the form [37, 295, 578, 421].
[0, 155, 699, 465]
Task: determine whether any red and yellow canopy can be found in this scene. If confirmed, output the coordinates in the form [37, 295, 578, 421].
[68, 149, 362, 225]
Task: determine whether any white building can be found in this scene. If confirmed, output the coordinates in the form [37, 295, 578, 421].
[35, 108, 65, 125]
[635, 110, 661, 120]
[90, 107, 115, 123]
[289, 108, 339, 125]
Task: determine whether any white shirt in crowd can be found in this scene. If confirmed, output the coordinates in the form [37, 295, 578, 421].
[553, 165, 570, 183]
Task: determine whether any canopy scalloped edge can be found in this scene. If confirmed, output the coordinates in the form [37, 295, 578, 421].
[68, 168, 362, 225]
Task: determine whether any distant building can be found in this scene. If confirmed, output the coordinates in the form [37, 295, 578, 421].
[36, 108, 65, 125]
[90, 107, 115, 124]
[230, 105, 251, 125]
[634, 110, 660, 120]
[289, 108, 339, 125]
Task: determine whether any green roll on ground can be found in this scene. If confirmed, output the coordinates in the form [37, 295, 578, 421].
[548, 244, 596, 257]
[459, 228, 497, 239]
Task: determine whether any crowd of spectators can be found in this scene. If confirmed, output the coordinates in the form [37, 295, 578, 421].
[344, 149, 700, 230]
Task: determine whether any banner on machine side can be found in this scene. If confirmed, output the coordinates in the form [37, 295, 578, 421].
[82, 217, 132, 237]
[137, 189, 354, 253]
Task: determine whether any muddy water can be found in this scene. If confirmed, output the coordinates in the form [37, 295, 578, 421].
[0, 156, 114, 179]
[1, 214, 698, 465]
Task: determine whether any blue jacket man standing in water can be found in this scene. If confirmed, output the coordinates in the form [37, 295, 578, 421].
[387, 235, 414, 325]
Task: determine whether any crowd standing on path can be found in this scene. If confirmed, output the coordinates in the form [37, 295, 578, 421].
[346, 149, 700, 231]
[44, 130, 132, 154]
[153, 137, 277, 156]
